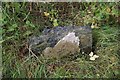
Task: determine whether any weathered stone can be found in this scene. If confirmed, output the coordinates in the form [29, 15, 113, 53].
[43, 32, 80, 59]
[28, 26, 92, 59]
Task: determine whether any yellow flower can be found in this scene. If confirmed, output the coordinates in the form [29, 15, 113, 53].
[91, 23, 99, 29]
[44, 12, 50, 17]
[106, 7, 111, 13]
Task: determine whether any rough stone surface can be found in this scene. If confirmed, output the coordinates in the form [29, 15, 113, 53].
[28, 26, 92, 59]
[57, 32, 80, 46]
[43, 32, 80, 59]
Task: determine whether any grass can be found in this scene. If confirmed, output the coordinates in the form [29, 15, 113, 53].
[2, 25, 120, 78]
[2, 2, 119, 78]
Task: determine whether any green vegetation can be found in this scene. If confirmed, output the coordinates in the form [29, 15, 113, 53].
[1, 2, 120, 78]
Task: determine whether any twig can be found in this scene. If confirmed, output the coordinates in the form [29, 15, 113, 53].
[27, 45, 42, 64]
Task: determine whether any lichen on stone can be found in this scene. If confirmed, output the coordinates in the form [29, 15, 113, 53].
[43, 32, 80, 59]
[28, 26, 92, 56]
[56, 32, 80, 46]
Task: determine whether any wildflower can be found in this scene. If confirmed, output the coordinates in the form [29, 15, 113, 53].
[89, 51, 94, 57]
[106, 7, 111, 13]
[91, 23, 99, 29]
[44, 12, 50, 17]
[89, 52, 99, 61]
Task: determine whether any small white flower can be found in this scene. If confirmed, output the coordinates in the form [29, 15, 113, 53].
[91, 25, 95, 29]
[82, 52, 85, 54]
[89, 52, 94, 57]
[93, 55, 99, 58]
[90, 57, 95, 61]
[89, 52, 99, 61]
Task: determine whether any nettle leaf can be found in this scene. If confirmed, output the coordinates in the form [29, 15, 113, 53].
[53, 19, 58, 27]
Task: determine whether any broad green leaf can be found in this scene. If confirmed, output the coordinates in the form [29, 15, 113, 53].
[53, 19, 58, 27]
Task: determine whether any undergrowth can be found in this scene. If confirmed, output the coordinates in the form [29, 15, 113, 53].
[1, 2, 120, 78]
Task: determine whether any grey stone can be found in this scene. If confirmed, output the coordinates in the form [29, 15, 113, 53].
[43, 32, 80, 59]
[28, 26, 92, 58]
